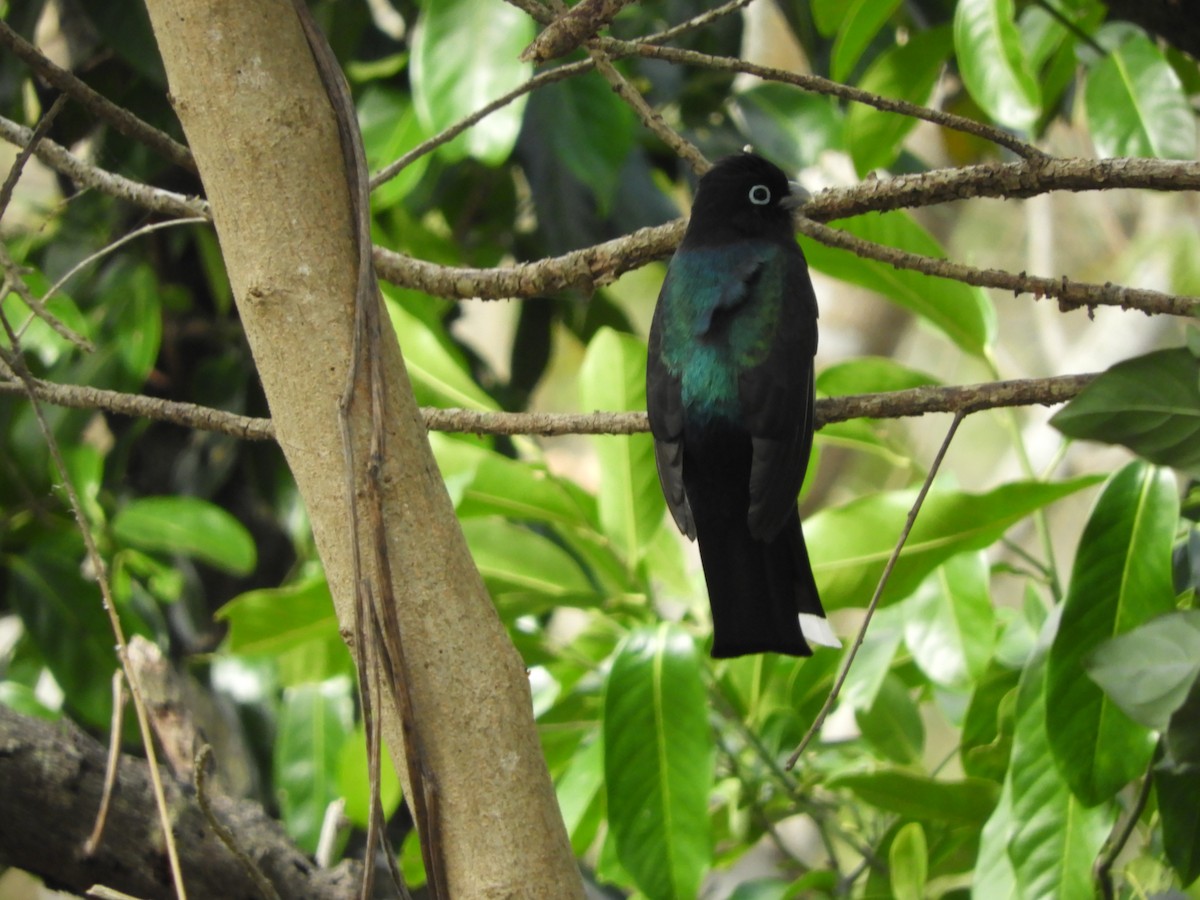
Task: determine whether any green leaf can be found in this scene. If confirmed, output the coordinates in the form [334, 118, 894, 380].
[1084, 610, 1200, 730]
[112, 496, 256, 575]
[555, 734, 606, 856]
[1046, 462, 1179, 805]
[461, 518, 598, 613]
[830, 769, 1000, 825]
[604, 624, 713, 899]
[961, 662, 1020, 782]
[527, 75, 636, 213]
[806, 476, 1101, 611]
[855, 672, 924, 764]
[1050, 347, 1200, 474]
[816, 356, 940, 396]
[846, 26, 953, 175]
[6, 533, 120, 727]
[831, 0, 902, 83]
[410, 0, 534, 164]
[1157, 761, 1200, 886]
[973, 778, 1019, 898]
[1003, 645, 1114, 899]
[953, 0, 1041, 131]
[731, 85, 842, 173]
[803, 210, 995, 354]
[456, 452, 595, 530]
[358, 86, 431, 210]
[1085, 33, 1196, 160]
[579, 328, 664, 570]
[217, 571, 353, 686]
[336, 725, 402, 831]
[274, 677, 355, 854]
[903, 553, 996, 688]
[889, 822, 928, 900]
[383, 294, 499, 411]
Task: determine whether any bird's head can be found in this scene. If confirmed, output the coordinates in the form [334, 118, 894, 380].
[682, 152, 805, 246]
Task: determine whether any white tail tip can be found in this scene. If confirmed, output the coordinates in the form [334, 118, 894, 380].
[799, 614, 841, 649]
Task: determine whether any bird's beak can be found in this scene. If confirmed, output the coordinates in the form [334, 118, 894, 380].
[780, 180, 810, 211]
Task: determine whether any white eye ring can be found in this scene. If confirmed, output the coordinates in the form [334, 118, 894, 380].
[748, 184, 771, 205]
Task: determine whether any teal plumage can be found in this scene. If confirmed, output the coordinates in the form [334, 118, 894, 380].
[646, 153, 836, 658]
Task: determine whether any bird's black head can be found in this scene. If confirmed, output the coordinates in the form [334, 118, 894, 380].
[682, 153, 801, 247]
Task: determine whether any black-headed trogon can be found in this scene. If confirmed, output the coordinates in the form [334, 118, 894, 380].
[646, 152, 838, 659]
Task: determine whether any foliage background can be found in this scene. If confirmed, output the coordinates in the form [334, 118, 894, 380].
[1, 0, 1199, 897]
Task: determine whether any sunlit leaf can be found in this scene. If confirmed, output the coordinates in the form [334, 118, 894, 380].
[953, 0, 1041, 131]
[274, 677, 355, 854]
[802, 211, 995, 354]
[1086, 32, 1196, 160]
[1046, 462, 1178, 805]
[112, 496, 256, 575]
[410, 0, 534, 163]
[604, 625, 712, 899]
[1050, 346, 1200, 474]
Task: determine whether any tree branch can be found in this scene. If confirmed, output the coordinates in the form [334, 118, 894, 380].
[0, 370, 1098, 438]
[0, 704, 359, 900]
[794, 218, 1200, 317]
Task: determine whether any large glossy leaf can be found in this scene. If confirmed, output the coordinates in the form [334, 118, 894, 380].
[1002, 644, 1114, 898]
[1085, 33, 1196, 160]
[961, 662, 1020, 782]
[274, 677, 355, 854]
[217, 571, 353, 686]
[112, 496, 256, 575]
[1050, 347, 1200, 475]
[802, 210, 995, 354]
[456, 451, 596, 530]
[806, 476, 1101, 611]
[953, 0, 1041, 131]
[359, 85, 431, 210]
[973, 778, 1019, 899]
[383, 294, 499, 411]
[831, 0, 903, 82]
[604, 625, 712, 900]
[526, 75, 635, 212]
[410, 0, 534, 164]
[555, 734, 606, 856]
[580, 328, 664, 570]
[1084, 610, 1200, 730]
[903, 552, 996, 689]
[846, 25, 953, 175]
[1046, 462, 1179, 805]
[830, 769, 1000, 825]
[461, 518, 598, 613]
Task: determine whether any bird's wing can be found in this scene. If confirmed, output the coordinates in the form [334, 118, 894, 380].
[740, 245, 819, 541]
[647, 273, 695, 539]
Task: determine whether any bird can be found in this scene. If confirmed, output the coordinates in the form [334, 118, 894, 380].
[646, 152, 838, 659]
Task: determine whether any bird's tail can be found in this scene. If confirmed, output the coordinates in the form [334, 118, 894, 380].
[696, 511, 836, 659]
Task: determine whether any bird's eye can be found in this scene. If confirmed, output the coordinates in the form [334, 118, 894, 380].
[748, 184, 771, 206]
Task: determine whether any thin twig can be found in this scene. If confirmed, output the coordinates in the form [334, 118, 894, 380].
[0, 20, 195, 171]
[785, 410, 966, 769]
[603, 40, 1048, 160]
[0, 113, 208, 219]
[1094, 751, 1157, 900]
[0, 241, 93, 351]
[194, 746, 282, 900]
[638, 0, 758, 45]
[795, 217, 1200, 318]
[83, 671, 126, 857]
[0, 92, 68, 220]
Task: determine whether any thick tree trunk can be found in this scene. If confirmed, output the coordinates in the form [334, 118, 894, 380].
[141, 1, 582, 896]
